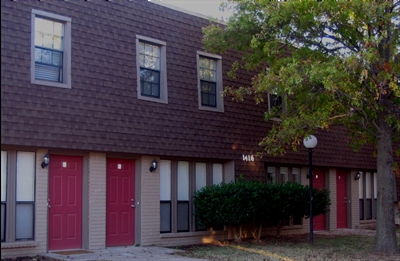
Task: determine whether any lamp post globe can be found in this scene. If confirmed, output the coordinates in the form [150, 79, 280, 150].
[303, 135, 317, 245]
[303, 135, 317, 149]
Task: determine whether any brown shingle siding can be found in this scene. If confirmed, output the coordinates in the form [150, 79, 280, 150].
[1, 0, 382, 170]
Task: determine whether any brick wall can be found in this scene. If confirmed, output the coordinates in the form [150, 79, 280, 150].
[88, 152, 107, 250]
[328, 168, 337, 231]
[140, 156, 162, 246]
[35, 150, 49, 253]
[350, 170, 360, 229]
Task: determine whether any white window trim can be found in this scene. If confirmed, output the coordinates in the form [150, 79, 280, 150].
[136, 35, 168, 104]
[31, 9, 72, 89]
[197, 51, 224, 112]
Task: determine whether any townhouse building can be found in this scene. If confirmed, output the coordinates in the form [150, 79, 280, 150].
[1, 0, 398, 258]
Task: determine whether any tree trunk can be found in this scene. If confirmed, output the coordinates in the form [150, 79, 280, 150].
[257, 223, 262, 241]
[373, 113, 399, 254]
[275, 221, 284, 237]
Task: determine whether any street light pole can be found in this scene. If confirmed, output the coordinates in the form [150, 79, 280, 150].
[308, 147, 313, 245]
[303, 135, 317, 245]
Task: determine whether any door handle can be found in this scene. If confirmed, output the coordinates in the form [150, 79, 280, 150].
[47, 203, 51, 208]
[131, 204, 136, 208]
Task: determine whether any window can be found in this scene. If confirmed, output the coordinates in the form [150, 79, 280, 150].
[212, 163, 223, 185]
[1, 151, 36, 242]
[136, 35, 167, 103]
[359, 171, 377, 221]
[268, 93, 282, 111]
[197, 51, 224, 112]
[177, 161, 190, 232]
[266, 165, 301, 184]
[199, 57, 217, 107]
[160, 160, 172, 233]
[268, 92, 286, 120]
[1, 151, 6, 242]
[159, 160, 224, 233]
[31, 9, 71, 89]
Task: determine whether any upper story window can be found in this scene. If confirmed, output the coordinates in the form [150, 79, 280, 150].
[139, 42, 161, 98]
[31, 9, 71, 89]
[268, 93, 282, 111]
[136, 35, 168, 104]
[197, 51, 224, 112]
[199, 57, 217, 107]
[267, 91, 288, 121]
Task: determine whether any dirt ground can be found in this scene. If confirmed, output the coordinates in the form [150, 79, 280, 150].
[316, 228, 377, 236]
[178, 228, 400, 261]
[318, 228, 400, 260]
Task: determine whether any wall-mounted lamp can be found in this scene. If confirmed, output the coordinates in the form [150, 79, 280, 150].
[41, 153, 50, 169]
[354, 171, 361, 180]
[149, 159, 158, 172]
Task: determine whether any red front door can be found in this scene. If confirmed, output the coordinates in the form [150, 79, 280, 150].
[313, 169, 325, 231]
[106, 158, 135, 246]
[336, 170, 347, 228]
[48, 155, 82, 251]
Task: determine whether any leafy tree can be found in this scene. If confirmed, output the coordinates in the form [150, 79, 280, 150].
[203, 0, 399, 254]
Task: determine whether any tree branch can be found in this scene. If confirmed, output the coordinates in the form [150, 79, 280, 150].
[328, 113, 351, 121]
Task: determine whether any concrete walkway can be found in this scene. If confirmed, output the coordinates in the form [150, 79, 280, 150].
[42, 245, 210, 261]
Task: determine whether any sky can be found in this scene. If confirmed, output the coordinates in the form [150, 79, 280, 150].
[153, 0, 234, 21]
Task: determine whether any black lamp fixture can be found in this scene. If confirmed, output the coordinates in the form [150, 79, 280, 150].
[41, 153, 50, 169]
[149, 159, 158, 172]
[354, 171, 361, 180]
[303, 135, 317, 245]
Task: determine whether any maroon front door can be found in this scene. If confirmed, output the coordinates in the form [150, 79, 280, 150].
[313, 169, 325, 231]
[336, 170, 347, 228]
[106, 158, 135, 246]
[48, 155, 83, 251]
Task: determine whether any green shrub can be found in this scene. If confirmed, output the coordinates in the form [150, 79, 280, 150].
[265, 182, 310, 236]
[301, 186, 331, 219]
[193, 179, 331, 239]
[310, 187, 331, 217]
[193, 180, 267, 227]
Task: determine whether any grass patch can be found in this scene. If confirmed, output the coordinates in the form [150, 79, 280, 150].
[175, 233, 399, 261]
